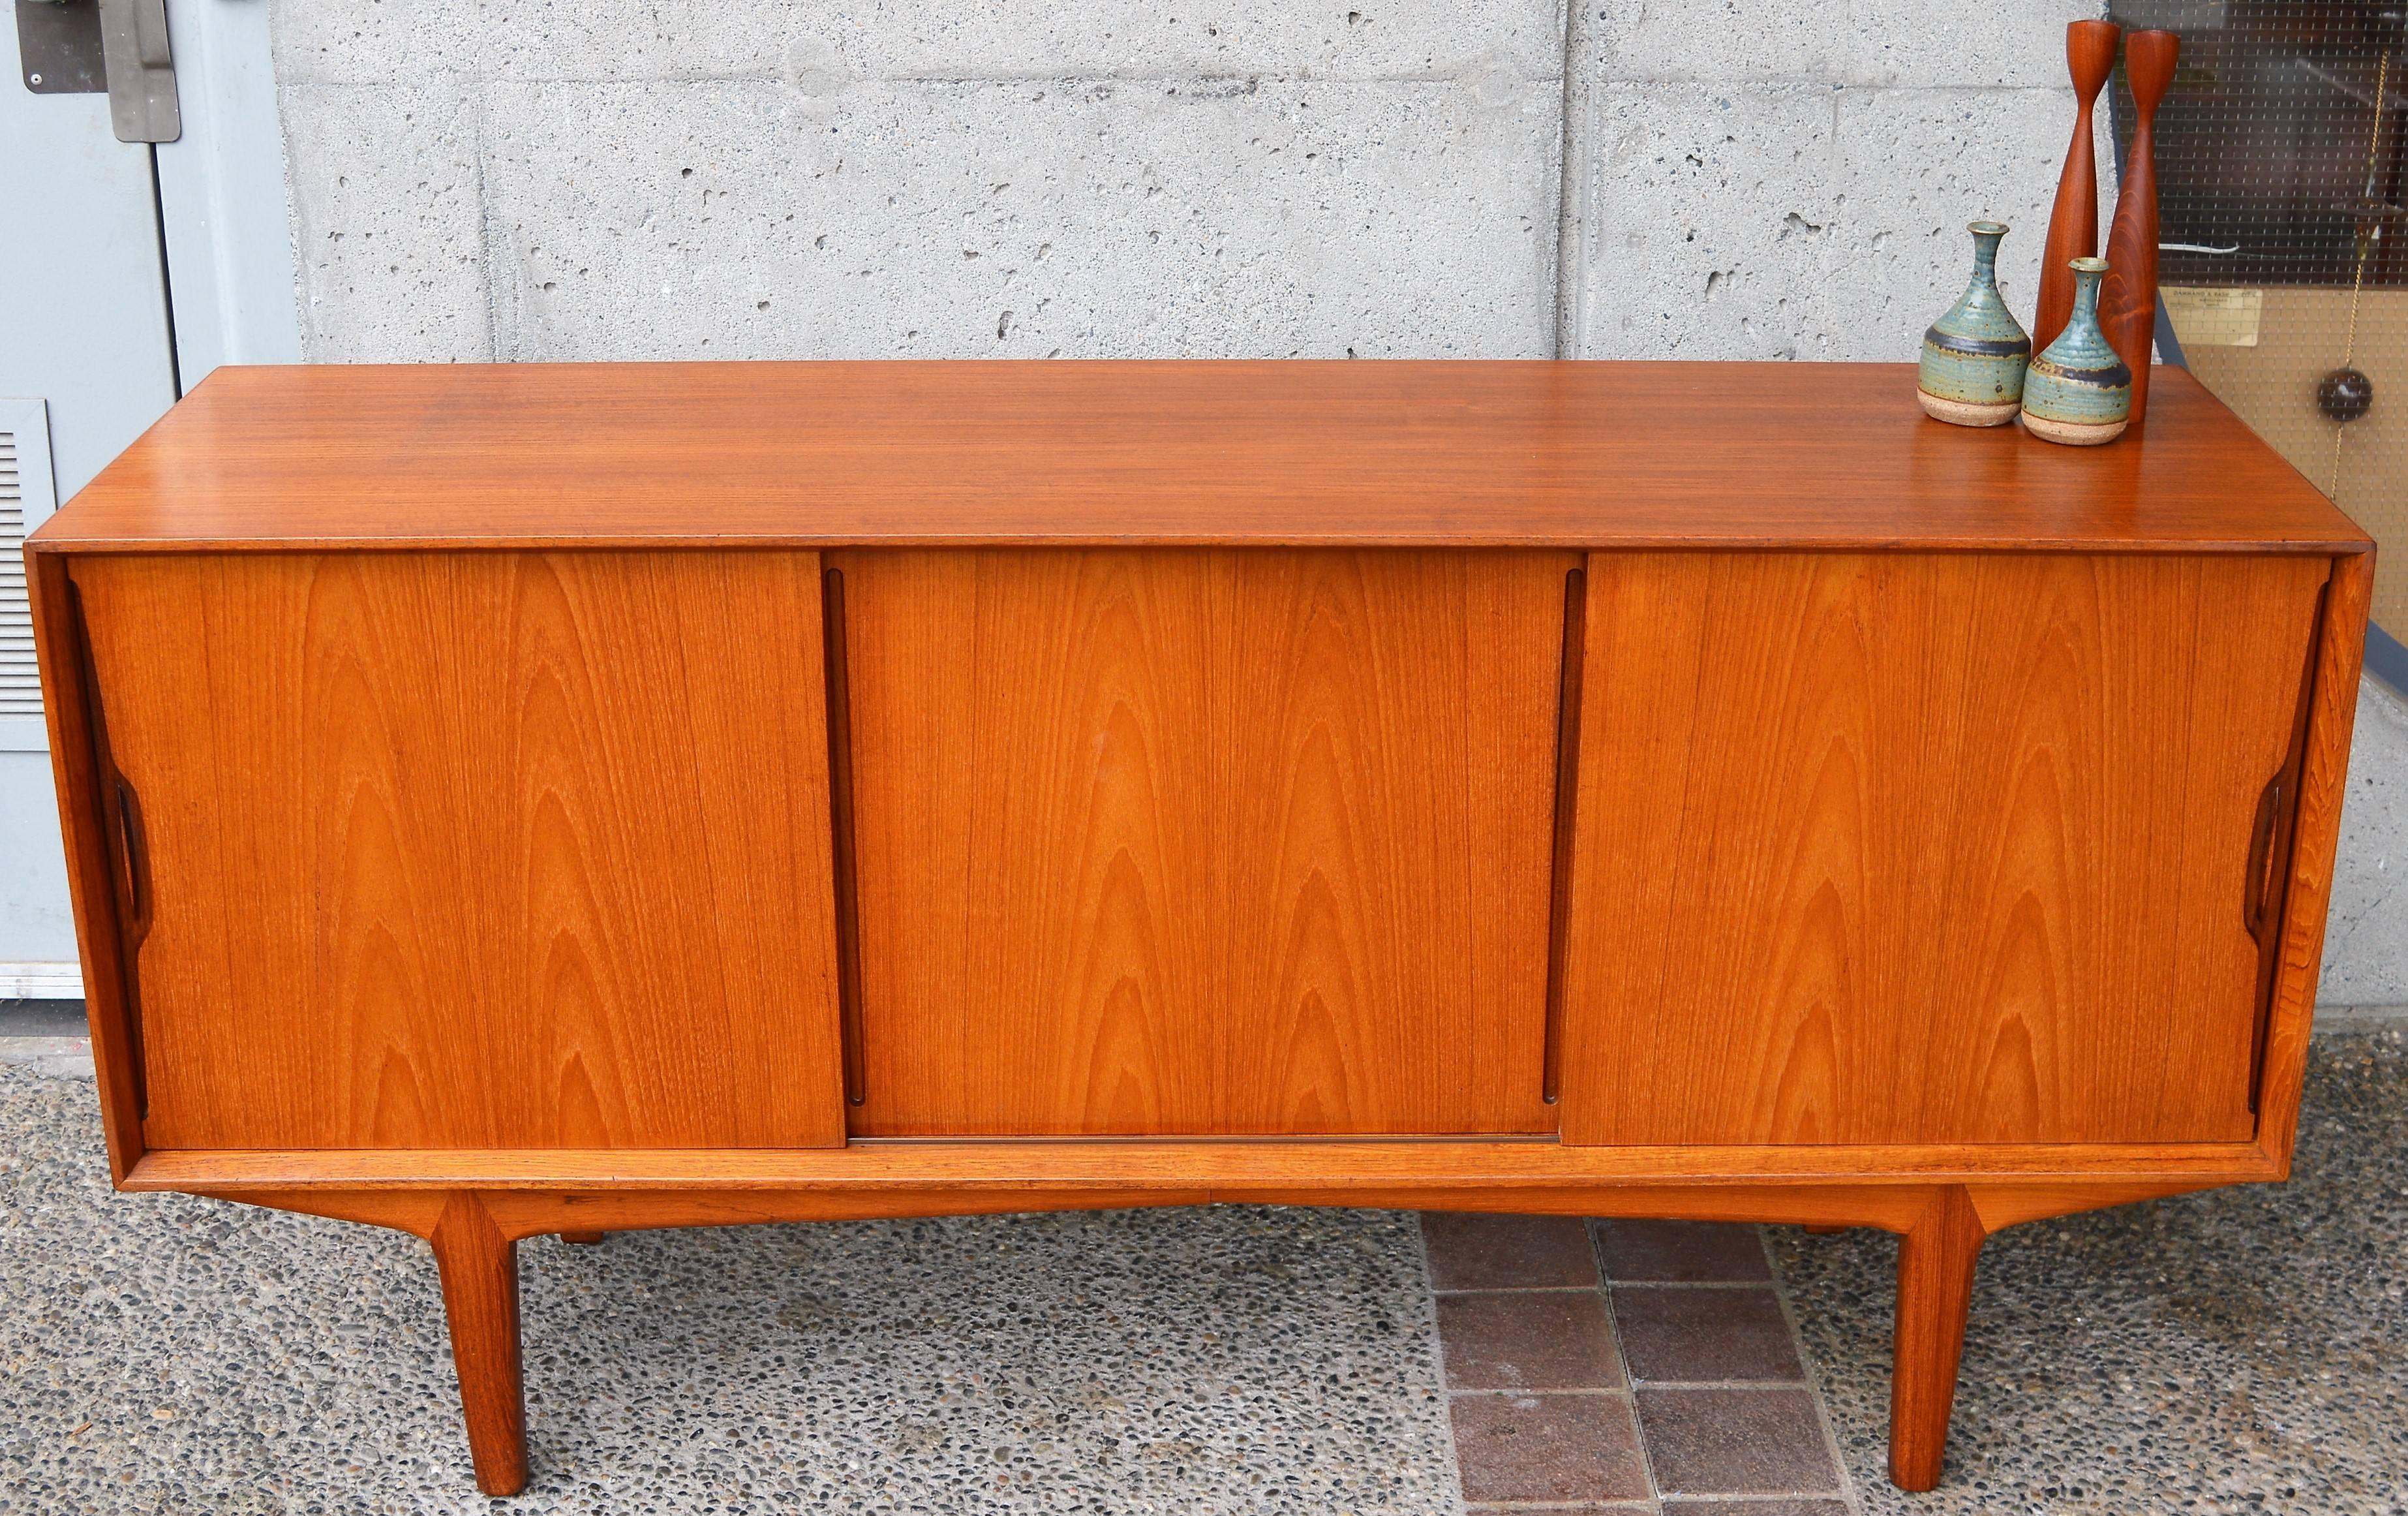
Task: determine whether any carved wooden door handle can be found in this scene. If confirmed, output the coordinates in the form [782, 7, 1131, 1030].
[2244, 771, 2285, 944]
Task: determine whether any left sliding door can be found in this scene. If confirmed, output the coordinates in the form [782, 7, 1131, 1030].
[61, 551, 847, 1151]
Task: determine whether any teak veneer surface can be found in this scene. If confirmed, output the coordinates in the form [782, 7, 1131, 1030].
[67, 552, 848, 1151]
[29, 361, 2367, 554]
[1562, 551, 2331, 1146]
[25, 358, 2379, 1499]
[837, 548, 1569, 1136]
[123, 1137, 2276, 1194]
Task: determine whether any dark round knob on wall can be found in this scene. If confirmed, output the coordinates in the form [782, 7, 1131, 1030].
[2317, 367, 2373, 424]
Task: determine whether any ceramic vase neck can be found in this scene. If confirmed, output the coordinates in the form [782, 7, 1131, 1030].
[1969, 229, 2004, 286]
[2069, 264, 2103, 326]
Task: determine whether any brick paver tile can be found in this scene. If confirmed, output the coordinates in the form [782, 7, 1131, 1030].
[1611, 1285, 1805, 1383]
[1424, 1213, 1602, 1290]
[1593, 1218, 1772, 1283]
[1634, 1386, 1840, 1496]
[1466, 1506, 1654, 1513]
[1438, 1290, 1624, 1390]
[1450, 1392, 1650, 1504]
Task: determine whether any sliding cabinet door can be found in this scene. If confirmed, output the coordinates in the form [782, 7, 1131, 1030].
[1559, 550, 2331, 1147]
[68, 551, 847, 1151]
[836, 548, 1574, 1137]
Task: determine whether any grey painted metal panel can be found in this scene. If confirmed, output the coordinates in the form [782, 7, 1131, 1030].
[0, 751, 76, 965]
[157, 0, 299, 382]
[1, 18, 177, 496]
[0, 398, 57, 749]
[0, 401, 74, 964]
[2, 20, 177, 968]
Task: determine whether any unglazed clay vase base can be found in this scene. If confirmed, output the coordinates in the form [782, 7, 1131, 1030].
[2020, 412, 2127, 446]
[1918, 392, 2021, 427]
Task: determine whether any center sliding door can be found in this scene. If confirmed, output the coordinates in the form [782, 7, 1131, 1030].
[831, 549, 1578, 1137]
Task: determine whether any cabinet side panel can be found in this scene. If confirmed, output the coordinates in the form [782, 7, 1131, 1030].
[1560, 551, 2328, 1147]
[27, 550, 146, 1181]
[2252, 549, 2373, 1169]
[71, 551, 846, 1151]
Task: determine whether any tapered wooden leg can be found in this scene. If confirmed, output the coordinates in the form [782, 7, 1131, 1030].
[432, 1194, 528, 1496]
[1888, 1186, 1986, 1491]
[560, 1231, 605, 1245]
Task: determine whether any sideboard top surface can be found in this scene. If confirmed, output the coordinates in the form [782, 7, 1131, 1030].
[33, 360, 2371, 555]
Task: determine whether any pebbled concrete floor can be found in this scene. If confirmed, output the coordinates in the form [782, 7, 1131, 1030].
[2, 1025, 2403, 1513]
[1780, 1024, 2408, 1516]
[0, 1057, 1456, 1513]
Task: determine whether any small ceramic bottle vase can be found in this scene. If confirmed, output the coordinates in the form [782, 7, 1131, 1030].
[2020, 256, 2131, 445]
[1918, 221, 2030, 426]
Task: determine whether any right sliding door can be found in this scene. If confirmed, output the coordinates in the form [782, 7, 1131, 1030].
[1559, 551, 2331, 1147]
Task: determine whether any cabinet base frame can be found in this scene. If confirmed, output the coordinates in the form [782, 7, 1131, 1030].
[138, 1154, 2246, 1499]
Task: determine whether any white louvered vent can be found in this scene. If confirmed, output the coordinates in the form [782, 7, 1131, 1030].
[1, 426, 37, 719]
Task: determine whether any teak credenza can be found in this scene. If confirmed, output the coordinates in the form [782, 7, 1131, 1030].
[30, 361, 2373, 1495]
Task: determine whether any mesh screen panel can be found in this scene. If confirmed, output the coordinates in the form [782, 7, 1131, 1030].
[2109, 1, 2405, 640]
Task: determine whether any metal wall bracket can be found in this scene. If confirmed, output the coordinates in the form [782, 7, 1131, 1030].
[95, 0, 176, 142]
[16, 0, 106, 93]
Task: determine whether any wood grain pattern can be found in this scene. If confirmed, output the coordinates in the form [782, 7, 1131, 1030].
[2101, 29, 2179, 433]
[1888, 1186, 1987, 1491]
[27, 553, 146, 1181]
[1218, 551, 1567, 1132]
[430, 1194, 527, 1496]
[26, 356, 2380, 1502]
[2034, 19, 2122, 353]
[186, 1177, 2227, 1269]
[1968, 1178, 2222, 1231]
[840, 549, 1217, 1134]
[68, 552, 848, 1151]
[1560, 551, 2332, 1147]
[26, 363, 2368, 556]
[838, 549, 1571, 1136]
[1542, 566, 1588, 1104]
[180, 1178, 2212, 1245]
[2252, 549, 2373, 1171]
[120, 1134, 2279, 1196]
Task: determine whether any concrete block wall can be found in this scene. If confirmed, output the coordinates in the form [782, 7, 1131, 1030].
[271, 1, 1567, 361]
[1559, 0, 2101, 358]
[264, 0, 2403, 1010]
[2326, 680, 2408, 1012]
[269, 0, 2101, 364]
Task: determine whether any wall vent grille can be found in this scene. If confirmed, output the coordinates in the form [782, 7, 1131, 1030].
[0, 426, 37, 720]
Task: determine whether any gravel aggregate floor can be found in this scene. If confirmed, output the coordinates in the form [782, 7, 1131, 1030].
[3, 1027, 2403, 1513]
[1781, 1025, 2408, 1516]
[0, 1059, 1456, 1515]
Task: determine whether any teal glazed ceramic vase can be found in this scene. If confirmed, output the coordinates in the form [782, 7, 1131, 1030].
[2020, 256, 2131, 445]
[1918, 220, 2030, 426]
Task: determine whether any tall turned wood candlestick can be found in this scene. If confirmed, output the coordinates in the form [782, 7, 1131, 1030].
[2035, 20, 2122, 352]
[2102, 29, 2179, 435]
